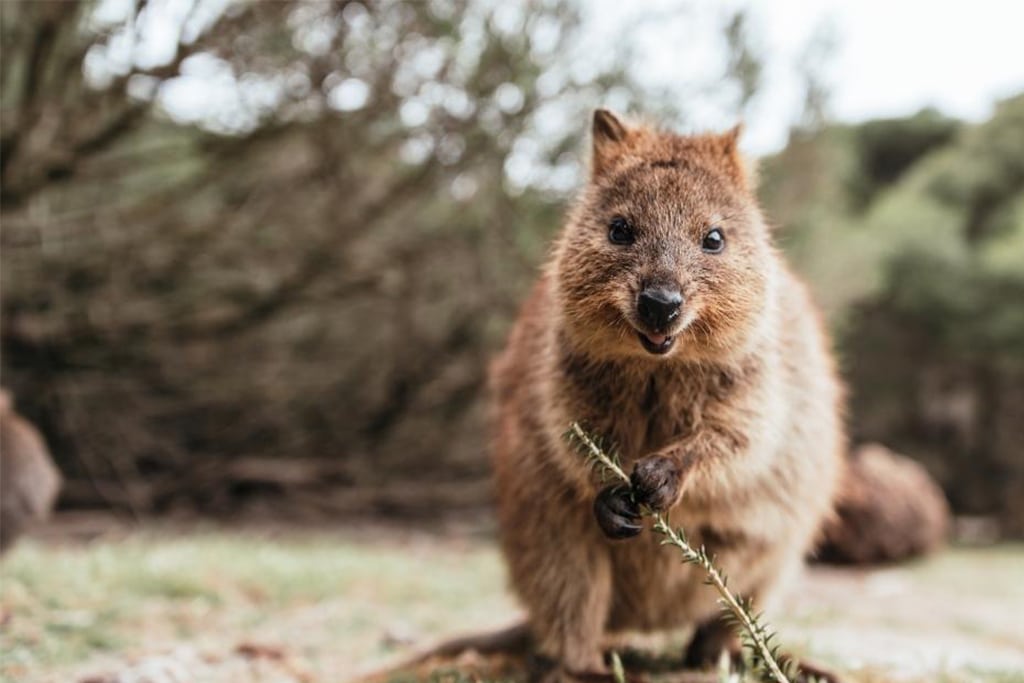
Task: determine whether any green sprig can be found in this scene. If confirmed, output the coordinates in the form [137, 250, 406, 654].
[567, 422, 792, 683]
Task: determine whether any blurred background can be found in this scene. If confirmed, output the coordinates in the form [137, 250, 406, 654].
[3, 1, 1024, 681]
[2, 0, 1023, 537]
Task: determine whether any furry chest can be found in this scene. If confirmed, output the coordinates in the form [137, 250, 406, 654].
[560, 363, 736, 465]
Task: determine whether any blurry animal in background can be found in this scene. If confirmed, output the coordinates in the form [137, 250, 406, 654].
[816, 443, 950, 564]
[1, 388, 61, 553]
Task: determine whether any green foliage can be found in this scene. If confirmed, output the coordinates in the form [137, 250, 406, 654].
[872, 251, 1024, 362]
[850, 109, 961, 209]
[761, 92, 1024, 534]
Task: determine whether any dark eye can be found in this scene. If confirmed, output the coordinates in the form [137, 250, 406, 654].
[608, 216, 634, 245]
[701, 227, 725, 254]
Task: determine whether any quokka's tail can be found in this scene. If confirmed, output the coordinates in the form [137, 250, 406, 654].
[813, 443, 950, 565]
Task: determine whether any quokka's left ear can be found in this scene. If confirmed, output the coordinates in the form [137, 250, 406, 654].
[591, 109, 636, 178]
[723, 122, 743, 148]
[718, 123, 756, 190]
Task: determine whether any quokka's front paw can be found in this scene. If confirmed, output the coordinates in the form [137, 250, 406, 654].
[593, 484, 642, 539]
[630, 453, 684, 512]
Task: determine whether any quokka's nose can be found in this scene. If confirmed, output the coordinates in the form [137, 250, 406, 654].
[637, 287, 683, 332]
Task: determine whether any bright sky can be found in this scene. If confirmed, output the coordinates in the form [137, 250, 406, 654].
[591, 0, 1024, 153]
[96, 0, 1024, 158]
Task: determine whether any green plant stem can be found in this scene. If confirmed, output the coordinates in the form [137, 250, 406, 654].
[653, 518, 790, 683]
[568, 422, 791, 683]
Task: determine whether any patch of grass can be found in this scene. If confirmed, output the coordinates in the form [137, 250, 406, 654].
[0, 529, 511, 682]
[2, 529, 1022, 683]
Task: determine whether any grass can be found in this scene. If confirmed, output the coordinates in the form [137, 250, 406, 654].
[1, 523, 1023, 683]
[1, 525, 514, 683]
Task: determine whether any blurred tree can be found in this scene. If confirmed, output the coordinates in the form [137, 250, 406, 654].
[762, 94, 1024, 536]
[849, 109, 961, 210]
[5, 0, 1019, 536]
[845, 95, 1024, 536]
[2, 0, 757, 516]
[794, 18, 836, 133]
[723, 10, 763, 116]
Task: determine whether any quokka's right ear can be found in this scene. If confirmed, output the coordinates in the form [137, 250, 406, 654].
[591, 109, 633, 177]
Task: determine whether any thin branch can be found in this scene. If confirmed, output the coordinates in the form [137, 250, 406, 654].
[567, 422, 792, 683]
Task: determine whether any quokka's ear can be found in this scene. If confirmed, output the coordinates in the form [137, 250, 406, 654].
[722, 122, 743, 150]
[591, 109, 633, 177]
[718, 123, 754, 190]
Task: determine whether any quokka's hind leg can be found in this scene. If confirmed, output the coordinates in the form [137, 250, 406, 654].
[684, 614, 844, 683]
[683, 613, 742, 670]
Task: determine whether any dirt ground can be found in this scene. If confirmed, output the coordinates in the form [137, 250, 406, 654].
[1, 513, 1022, 683]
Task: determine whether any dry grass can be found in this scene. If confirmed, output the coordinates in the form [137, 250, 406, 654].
[1, 519, 1022, 683]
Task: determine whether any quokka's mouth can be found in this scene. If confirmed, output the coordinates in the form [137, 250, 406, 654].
[637, 330, 675, 355]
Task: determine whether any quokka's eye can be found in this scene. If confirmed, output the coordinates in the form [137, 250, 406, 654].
[701, 227, 725, 254]
[608, 217, 635, 245]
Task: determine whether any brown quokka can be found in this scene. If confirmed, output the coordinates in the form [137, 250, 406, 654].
[1, 389, 61, 553]
[490, 110, 846, 680]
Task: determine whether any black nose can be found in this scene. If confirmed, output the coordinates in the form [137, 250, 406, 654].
[637, 287, 683, 332]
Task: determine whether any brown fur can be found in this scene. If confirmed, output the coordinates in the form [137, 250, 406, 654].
[1, 389, 61, 553]
[490, 111, 844, 678]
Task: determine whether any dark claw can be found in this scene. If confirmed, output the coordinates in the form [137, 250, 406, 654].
[630, 454, 682, 512]
[594, 485, 643, 539]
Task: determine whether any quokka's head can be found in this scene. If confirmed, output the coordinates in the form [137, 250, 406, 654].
[553, 110, 777, 362]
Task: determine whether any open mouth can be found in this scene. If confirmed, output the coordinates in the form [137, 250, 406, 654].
[637, 330, 675, 355]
